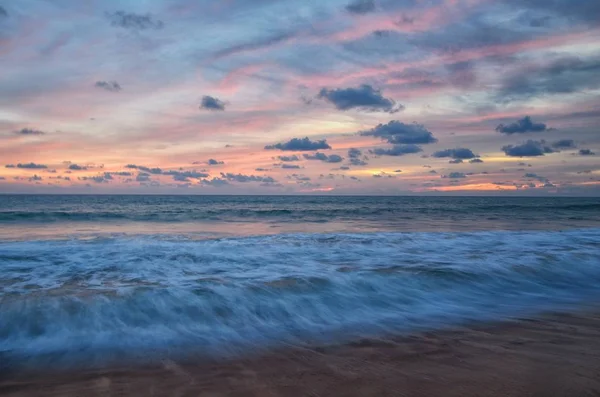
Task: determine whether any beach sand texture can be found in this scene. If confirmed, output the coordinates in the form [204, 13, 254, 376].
[2, 311, 600, 397]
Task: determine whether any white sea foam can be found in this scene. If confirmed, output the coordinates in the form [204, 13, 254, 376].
[1, 229, 599, 368]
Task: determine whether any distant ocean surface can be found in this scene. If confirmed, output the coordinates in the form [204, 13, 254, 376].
[1, 195, 600, 369]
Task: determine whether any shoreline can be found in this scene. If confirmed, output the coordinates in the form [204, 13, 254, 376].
[2, 309, 600, 396]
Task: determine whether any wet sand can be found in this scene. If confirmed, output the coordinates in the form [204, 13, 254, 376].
[2, 311, 600, 397]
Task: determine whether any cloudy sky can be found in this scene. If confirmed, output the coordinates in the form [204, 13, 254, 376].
[0, 0, 599, 195]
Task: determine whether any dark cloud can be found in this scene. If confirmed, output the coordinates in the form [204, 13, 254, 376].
[303, 153, 344, 163]
[221, 173, 276, 183]
[265, 137, 331, 151]
[498, 56, 600, 101]
[552, 139, 576, 149]
[370, 144, 422, 156]
[0, 6, 7, 18]
[432, 148, 479, 160]
[282, 164, 301, 169]
[502, 140, 555, 157]
[163, 170, 209, 182]
[469, 158, 484, 163]
[110, 171, 132, 176]
[495, 116, 548, 134]
[95, 81, 122, 92]
[136, 173, 151, 182]
[346, 0, 376, 14]
[200, 96, 226, 111]
[126, 164, 163, 174]
[5, 164, 15, 168]
[503, 0, 600, 25]
[360, 121, 437, 144]
[16, 162, 48, 169]
[212, 31, 296, 60]
[68, 164, 87, 171]
[201, 178, 229, 187]
[317, 85, 402, 113]
[106, 11, 164, 30]
[13, 128, 45, 136]
[80, 175, 109, 184]
[208, 159, 224, 165]
[348, 148, 362, 158]
[125, 164, 208, 181]
[347, 148, 368, 166]
[579, 149, 596, 156]
[278, 155, 300, 162]
[442, 172, 467, 179]
[448, 159, 463, 164]
[524, 173, 548, 182]
[29, 175, 42, 182]
[349, 158, 368, 166]
[409, 12, 530, 54]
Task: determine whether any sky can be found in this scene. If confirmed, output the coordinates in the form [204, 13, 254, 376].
[0, 0, 599, 195]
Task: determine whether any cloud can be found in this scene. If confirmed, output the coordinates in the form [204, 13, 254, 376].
[448, 159, 463, 164]
[370, 144, 423, 156]
[282, 164, 301, 169]
[495, 116, 548, 134]
[80, 174, 110, 184]
[432, 148, 479, 160]
[208, 159, 224, 165]
[579, 149, 596, 156]
[442, 172, 467, 179]
[136, 173, 151, 182]
[551, 139, 576, 149]
[265, 137, 331, 151]
[212, 31, 297, 60]
[505, 0, 600, 24]
[317, 85, 402, 113]
[13, 128, 45, 136]
[16, 162, 48, 169]
[278, 155, 300, 162]
[349, 158, 368, 166]
[0, 6, 7, 18]
[126, 164, 163, 174]
[105, 11, 164, 30]
[95, 81, 122, 92]
[125, 165, 209, 181]
[29, 175, 42, 182]
[303, 153, 344, 163]
[502, 140, 555, 157]
[360, 121, 437, 144]
[109, 171, 132, 176]
[201, 178, 229, 187]
[5, 164, 15, 168]
[347, 148, 368, 166]
[346, 0, 376, 14]
[469, 158, 484, 163]
[524, 173, 548, 182]
[200, 96, 226, 111]
[221, 173, 276, 183]
[348, 148, 362, 158]
[163, 170, 209, 182]
[68, 164, 87, 171]
[498, 57, 600, 102]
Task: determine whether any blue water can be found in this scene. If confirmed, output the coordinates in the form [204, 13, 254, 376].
[1, 195, 599, 369]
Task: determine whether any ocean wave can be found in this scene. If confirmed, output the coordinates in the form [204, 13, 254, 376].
[1, 229, 600, 368]
[1, 201, 599, 224]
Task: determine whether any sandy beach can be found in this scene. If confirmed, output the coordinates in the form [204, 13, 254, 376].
[2, 310, 600, 397]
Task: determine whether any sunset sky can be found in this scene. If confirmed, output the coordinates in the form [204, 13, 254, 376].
[0, 0, 599, 195]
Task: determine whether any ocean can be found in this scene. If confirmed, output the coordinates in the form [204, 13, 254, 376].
[1, 195, 600, 369]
